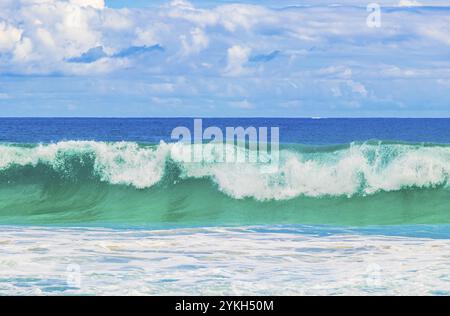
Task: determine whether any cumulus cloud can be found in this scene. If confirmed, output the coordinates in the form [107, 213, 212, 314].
[0, 0, 105, 73]
[180, 27, 209, 56]
[224, 45, 251, 76]
[70, 0, 104, 9]
[1, 0, 449, 77]
[0, 22, 22, 52]
[398, 0, 422, 6]
[1, 0, 450, 116]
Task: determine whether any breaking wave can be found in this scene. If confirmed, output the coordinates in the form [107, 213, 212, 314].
[0, 140, 449, 226]
[1, 140, 449, 198]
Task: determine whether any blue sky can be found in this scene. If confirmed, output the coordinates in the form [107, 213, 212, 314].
[0, 0, 449, 117]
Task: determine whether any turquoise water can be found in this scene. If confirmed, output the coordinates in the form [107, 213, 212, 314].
[1, 118, 450, 295]
[0, 140, 448, 227]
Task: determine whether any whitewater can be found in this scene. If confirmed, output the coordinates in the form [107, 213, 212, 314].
[0, 118, 450, 295]
[2, 225, 450, 295]
[0, 140, 449, 227]
[0, 140, 449, 200]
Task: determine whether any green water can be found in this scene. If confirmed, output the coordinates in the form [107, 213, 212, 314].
[0, 141, 449, 226]
[1, 176, 450, 226]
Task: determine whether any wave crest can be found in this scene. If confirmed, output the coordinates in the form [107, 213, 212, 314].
[0, 141, 449, 200]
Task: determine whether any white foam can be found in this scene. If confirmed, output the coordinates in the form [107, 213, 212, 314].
[1, 225, 450, 295]
[179, 142, 450, 200]
[0, 141, 449, 199]
[0, 141, 171, 189]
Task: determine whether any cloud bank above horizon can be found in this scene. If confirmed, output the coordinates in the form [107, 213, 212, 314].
[0, 0, 450, 117]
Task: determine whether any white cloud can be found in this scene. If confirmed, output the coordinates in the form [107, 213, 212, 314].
[420, 26, 450, 46]
[0, 0, 449, 106]
[13, 37, 33, 62]
[0, 0, 449, 117]
[230, 99, 254, 109]
[318, 66, 353, 79]
[318, 66, 368, 98]
[216, 4, 275, 32]
[102, 9, 133, 31]
[180, 27, 209, 56]
[398, 0, 422, 7]
[347, 80, 368, 98]
[224, 45, 251, 76]
[169, 0, 195, 10]
[0, 21, 22, 52]
[70, 0, 105, 9]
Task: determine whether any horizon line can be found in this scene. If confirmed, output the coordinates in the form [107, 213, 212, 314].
[0, 116, 449, 119]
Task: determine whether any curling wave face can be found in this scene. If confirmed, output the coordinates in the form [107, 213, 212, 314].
[0, 141, 449, 226]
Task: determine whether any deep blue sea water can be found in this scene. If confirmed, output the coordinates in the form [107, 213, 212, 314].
[0, 118, 449, 144]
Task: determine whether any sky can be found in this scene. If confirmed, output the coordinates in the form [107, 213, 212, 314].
[0, 0, 449, 117]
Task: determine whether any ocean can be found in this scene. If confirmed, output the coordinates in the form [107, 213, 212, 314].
[1, 118, 450, 295]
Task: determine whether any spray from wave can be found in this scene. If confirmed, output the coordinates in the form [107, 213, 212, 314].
[0, 141, 449, 226]
[1, 141, 449, 198]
